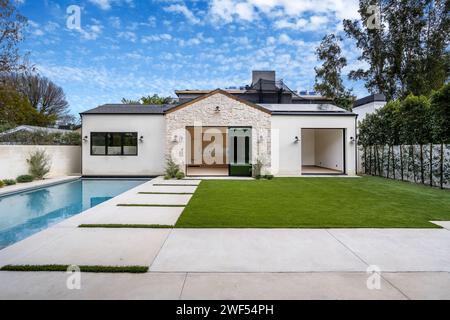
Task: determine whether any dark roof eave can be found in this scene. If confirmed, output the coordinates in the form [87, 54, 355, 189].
[271, 112, 357, 116]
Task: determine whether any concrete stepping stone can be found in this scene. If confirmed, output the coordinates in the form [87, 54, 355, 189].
[118, 194, 192, 206]
[1, 228, 170, 267]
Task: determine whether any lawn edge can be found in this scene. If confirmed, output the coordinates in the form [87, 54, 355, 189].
[79, 224, 173, 228]
[0, 265, 149, 273]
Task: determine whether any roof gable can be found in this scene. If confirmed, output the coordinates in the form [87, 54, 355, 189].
[165, 89, 272, 115]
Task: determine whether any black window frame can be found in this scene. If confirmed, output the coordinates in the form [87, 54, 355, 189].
[90, 132, 138, 156]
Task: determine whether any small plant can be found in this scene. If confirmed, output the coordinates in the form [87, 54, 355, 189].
[164, 157, 184, 180]
[175, 171, 185, 180]
[252, 158, 264, 178]
[16, 175, 34, 183]
[27, 150, 51, 180]
[2, 179, 16, 186]
[0, 180, 4, 188]
[264, 174, 274, 180]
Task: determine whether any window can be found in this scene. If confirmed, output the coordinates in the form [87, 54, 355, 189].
[91, 132, 138, 156]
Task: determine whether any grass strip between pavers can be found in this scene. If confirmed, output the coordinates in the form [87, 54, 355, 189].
[138, 192, 194, 195]
[79, 224, 173, 228]
[0, 265, 149, 273]
[152, 184, 199, 187]
[117, 204, 186, 207]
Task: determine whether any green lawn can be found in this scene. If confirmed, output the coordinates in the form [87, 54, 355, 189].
[175, 177, 450, 228]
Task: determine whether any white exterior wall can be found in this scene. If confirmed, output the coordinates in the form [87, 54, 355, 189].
[81, 114, 165, 176]
[271, 115, 357, 176]
[353, 101, 386, 123]
[0, 145, 81, 179]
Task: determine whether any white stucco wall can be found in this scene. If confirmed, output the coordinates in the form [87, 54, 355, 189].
[271, 115, 357, 176]
[81, 114, 165, 176]
[301, 129, 315, 166]
[353, 101, 386, 123]
[0, 145, 81, 180]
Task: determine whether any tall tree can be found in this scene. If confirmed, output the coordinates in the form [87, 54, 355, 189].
[121, 94, 176, 105]
[0, 0, 29, 74]
[314, 34, 354, 110]
[344, 0, 450, 100]
[3, 73, 73, 124]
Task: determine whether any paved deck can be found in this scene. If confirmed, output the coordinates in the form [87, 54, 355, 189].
[0, 176, 80, 197]
[0, 176, 449, 299]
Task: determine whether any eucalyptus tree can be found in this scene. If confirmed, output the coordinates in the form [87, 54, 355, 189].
[314, 34, 354, 110]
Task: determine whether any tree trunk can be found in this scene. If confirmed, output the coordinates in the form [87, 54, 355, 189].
[400, 145, 404, 181]
[429, 143, 433, 187]
[364, 146, 367, 174]
[420, 144, 424, 184]
[392, 145, 396, 180]
[440, 143, 444, 189]
[386, 145, 391, 178]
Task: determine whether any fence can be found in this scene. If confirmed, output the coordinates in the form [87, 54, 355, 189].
[359, 144, 450, 189]
[0, 145, 81, 180]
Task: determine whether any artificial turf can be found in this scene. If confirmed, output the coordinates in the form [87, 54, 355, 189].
[175, 176, 450, 228]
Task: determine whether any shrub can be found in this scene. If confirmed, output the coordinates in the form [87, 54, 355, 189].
[264, 174, 274, 180]
[27, 150, 51, 180]
[0, 180, 4, 188]
[0, 131, 81, 145]
[2, 179, 16, 186]
[164, 157, 184, 179]
[175, 171, 185, 180]
[16, 175, 34, 183]
[252, 159, 264, 178]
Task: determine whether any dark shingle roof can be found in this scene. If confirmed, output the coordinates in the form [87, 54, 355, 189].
[80, 104, 178, 115]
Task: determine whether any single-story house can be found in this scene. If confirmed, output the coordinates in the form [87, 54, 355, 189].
[80, 71, 363, 177]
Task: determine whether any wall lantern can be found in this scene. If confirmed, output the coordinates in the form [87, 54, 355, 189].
[214, 106, 221, 113]
[139, 136, 144, 143]
[83, 136, 88, 142]
[349, 136, 355, 144]
[294, 136, 300, 143]
[172, 135, 178, 143]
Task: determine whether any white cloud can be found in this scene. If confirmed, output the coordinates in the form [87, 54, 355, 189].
[208, 0, 359, 26]
[274, 15, 329, 31]
[164, 3, 200, 24]
[89, 0, 135, 11]
[118, 31, 137, 42]
[89, 0, 112, 10]
[141, 33, 173, 43]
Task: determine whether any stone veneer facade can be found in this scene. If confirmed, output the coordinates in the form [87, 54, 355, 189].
[165, 92, 272, 173]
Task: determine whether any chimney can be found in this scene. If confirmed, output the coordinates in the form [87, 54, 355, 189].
[252, 70, 275, 85]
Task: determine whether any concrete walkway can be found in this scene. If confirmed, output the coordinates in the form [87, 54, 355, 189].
[0, 176, 80, 197]
[0, 176, 449, 299]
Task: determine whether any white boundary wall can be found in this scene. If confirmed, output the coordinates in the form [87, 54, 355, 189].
[0, 145, 81, 180]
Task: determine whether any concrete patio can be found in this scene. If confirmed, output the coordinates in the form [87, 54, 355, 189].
[0, 176, 449, 299]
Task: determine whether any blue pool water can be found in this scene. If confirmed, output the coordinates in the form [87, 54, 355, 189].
[0, 179, 146, 249]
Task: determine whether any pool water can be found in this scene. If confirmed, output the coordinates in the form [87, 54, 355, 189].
[0, 179, 146, 249]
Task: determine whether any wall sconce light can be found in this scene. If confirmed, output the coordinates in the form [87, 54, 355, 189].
[172, 135, 178, 143]
[139, 136, 144, 143]
[83, 136, 88, 142]
[258, 135, 264, 143]
[350, 136, 355, 144]
[294, 136, 300, 143]
[215, 106, 221, 112]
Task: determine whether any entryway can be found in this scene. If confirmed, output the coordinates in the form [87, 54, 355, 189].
[185, 126, 252, 177]
[301, 128, 345, 175]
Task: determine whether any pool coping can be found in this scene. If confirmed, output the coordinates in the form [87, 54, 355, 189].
[0, 176, 81, 198]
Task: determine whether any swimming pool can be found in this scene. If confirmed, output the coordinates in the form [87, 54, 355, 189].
[0, 179, 146, 249]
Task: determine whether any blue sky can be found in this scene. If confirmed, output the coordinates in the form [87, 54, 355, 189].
[16, 0, 368, 118]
